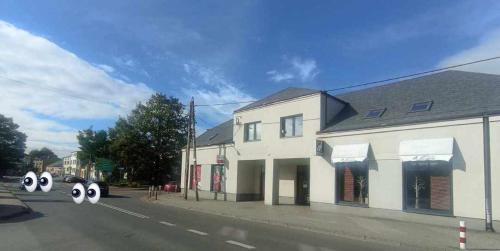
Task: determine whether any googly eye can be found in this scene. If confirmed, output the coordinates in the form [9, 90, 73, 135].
[39, 172, 53, 192]
[23, 171, 38, 192]
[86, 183, 101, 204]
[71, 183, 85, 204]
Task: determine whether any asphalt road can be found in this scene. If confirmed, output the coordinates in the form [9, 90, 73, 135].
[0, 179, 416, 251]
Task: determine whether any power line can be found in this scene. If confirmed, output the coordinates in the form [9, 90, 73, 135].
[324, 56, 500, 92]
[195, 100, 255, 107]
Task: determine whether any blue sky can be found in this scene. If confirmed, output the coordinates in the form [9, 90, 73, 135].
[1, 1, 500, 156]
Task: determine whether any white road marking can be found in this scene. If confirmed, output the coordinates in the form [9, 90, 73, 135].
[159, 221, 176, 226]
[98, 202, 149, 219]
[187, 229, 208, 236]
[225, 240, 256, 249]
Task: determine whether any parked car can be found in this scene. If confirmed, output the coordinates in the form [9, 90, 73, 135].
[19, 175, 41, 191]
[84, 180, 109, 197]
[63, 175, 72, 183]
[163, 181, 180, 193]
[65, 176, 86, 183]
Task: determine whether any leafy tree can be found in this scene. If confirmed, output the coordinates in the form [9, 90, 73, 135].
[28, 147, 59, 163]
[77, 127, 110, 179]
[0, 114, 26, 176]
[27, 147, 60, 173]
[109, 93, 188, 185]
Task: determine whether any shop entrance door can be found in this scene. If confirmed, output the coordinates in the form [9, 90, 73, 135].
[296, 165, 310, 205]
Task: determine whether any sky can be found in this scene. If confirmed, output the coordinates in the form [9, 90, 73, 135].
[1, 1, 500, 157]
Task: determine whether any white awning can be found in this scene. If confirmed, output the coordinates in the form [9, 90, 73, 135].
[399, 138, 454, 162]
[331, 143, 370, 163]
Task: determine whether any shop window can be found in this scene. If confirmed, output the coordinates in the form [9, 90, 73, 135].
[404, 161, 452, 214]
[336, 163, 368, 206]
[210, 165, 223, 192]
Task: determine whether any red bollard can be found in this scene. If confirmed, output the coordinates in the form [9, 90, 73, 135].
[459, 220, 466, 250]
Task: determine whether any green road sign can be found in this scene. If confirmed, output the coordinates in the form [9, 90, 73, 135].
[96, 158, 114, 172]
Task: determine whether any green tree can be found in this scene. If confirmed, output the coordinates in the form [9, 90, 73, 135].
[109, 93, 188, 185]
[77, 127, 110, 179]
[0, 114, 26, 176]
[27, 147, 60, 173]
[28, 147, 59, 163]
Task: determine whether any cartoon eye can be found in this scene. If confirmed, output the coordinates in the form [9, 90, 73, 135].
[71, 183, 85, 204]
[86, 183, 101, 204]
[39, 172, 53, 192]
[23, 171, 38, 192]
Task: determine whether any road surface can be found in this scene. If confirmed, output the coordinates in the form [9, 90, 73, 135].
[1, 178, 415, 251]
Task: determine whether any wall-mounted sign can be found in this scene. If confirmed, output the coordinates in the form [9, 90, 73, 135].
[316, 140, 324, 156]
[216, 155, 225, 164]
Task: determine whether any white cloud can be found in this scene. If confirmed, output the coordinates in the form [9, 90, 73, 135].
[438, 29, 500, 74]
[0, 20, 154, 157]
[181, 62, 254, 129]
[267, 56, 319, 83]
[97, 64, 115, 73]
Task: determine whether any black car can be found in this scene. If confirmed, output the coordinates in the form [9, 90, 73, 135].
[66, 176, 86, 183]
[84, 180, 109, 197]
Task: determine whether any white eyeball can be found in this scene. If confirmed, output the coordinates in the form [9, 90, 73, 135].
[86, 183, 101, 204]
[23, 171, 38, 192]
[39, 172, 53, 192]
[71, 183, 85, 204]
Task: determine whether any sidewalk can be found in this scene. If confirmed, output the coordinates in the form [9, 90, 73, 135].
[148, 193, 500, 250]
[0, 183, 31, 220]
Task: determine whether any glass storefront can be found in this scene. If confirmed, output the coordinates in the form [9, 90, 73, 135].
[403, 161, 452, 215]
[336, 163, 369, 206]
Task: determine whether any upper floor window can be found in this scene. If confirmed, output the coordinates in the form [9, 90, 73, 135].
[244, 121, 261, 141]
[281, 114, 303, 137]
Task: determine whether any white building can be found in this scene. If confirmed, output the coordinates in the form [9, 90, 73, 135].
[181, 71, 500, 221]
[63, 152, 81, 177]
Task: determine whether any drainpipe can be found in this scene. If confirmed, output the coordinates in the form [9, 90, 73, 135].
[483, 115, 494, 232]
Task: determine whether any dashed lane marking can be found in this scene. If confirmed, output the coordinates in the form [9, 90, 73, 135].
[187, 229, 208, 236]
[98, 202, 149, 219]
[225, 240, 256, 249]
[159, 221, 176, 226]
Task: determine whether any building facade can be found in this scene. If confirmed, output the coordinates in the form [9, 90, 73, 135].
[46, 160, 63, 177]
[181, 71, 500, 221]
[63, 152, 81, 177]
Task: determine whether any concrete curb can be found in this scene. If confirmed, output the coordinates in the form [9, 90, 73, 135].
[0, 183, 32, 220]
[143, 196, 458, 251]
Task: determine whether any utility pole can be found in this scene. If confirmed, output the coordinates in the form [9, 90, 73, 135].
[183, 99, 193, 200]
[192, 98, 199, 201]
[483, 115, 494, 232]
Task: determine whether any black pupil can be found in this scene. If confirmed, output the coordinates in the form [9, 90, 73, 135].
[72, 189, 80, 197]
[87, 189, 96, 198]
[24, 177, 32, 186]
[40, 177, 48, 186]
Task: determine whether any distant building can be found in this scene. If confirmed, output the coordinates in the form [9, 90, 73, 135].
[34, 160, 44, 174]
[46, 160, 63, 177]
[63, 152, 81, 177]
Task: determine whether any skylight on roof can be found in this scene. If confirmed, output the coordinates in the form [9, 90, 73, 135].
[208, 133, 218, 141]
[365, 108, 386, 119]
[409, 101, 433, 113]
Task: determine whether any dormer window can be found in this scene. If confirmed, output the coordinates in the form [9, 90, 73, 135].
[409, 101, 433, 113]
[365, 108, 386, 119]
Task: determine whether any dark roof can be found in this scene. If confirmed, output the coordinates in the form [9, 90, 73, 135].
[321, 70, 500, 133]
[47, 160, 63, 167]
[235, 87, 320, 113]
[195, 119, 234, 147]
